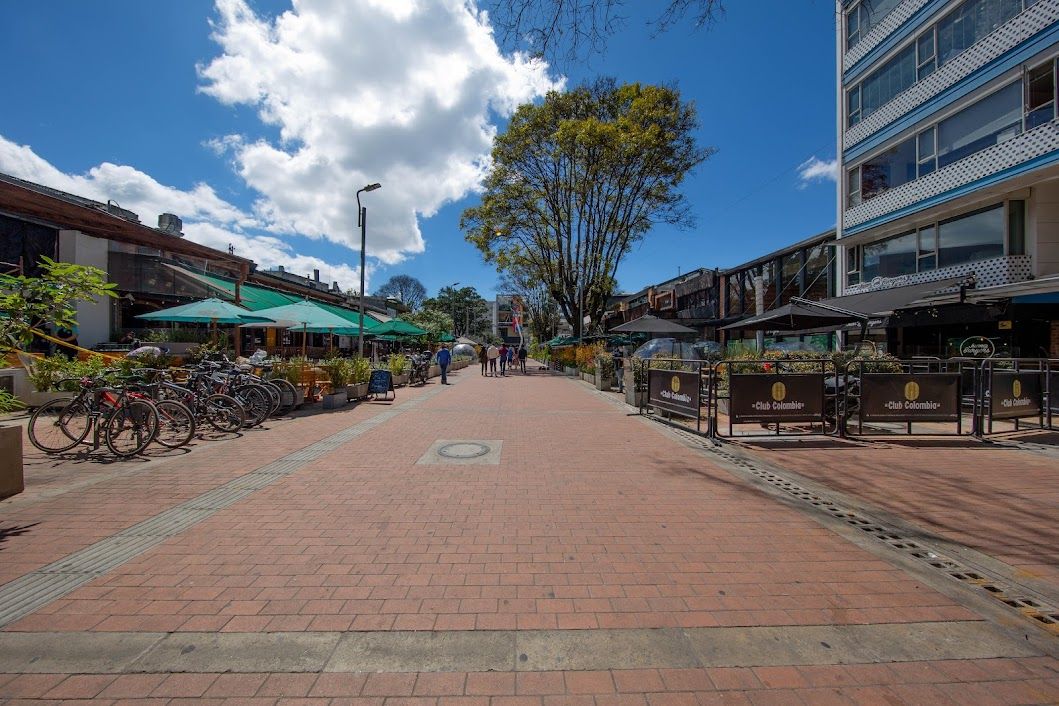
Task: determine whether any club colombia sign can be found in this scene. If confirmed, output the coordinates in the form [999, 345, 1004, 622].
[729, 373, 824, 424]
[859, 374, 960, 423]
[990, 371, 1043, 420]
[648, 368, 700, 418]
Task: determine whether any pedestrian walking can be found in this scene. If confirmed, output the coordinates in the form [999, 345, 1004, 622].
[478, 344, 488, 376]
[518, 345, 528, 374]
[436, 343, 452, 385]
[498, 343, 508, 376]
[506, 345, 515, 372]
[612, 347, 625, 392]
[487, 343, 499, 376]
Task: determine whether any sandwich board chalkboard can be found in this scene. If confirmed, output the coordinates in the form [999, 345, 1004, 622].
[368, 370, 395, 400]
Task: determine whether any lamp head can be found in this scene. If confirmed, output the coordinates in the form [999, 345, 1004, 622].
[363, 183, 381, 192]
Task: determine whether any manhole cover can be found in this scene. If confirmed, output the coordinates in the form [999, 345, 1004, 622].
[437, 442, 491, 459]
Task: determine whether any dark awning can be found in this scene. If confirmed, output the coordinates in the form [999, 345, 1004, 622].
[723, 276, 967, 332]
[611, 314, 697, 334]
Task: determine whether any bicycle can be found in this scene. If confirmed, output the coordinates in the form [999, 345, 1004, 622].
[28, 375, 160, 457]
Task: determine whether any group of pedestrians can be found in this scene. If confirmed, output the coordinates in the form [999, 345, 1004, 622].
[478, 342, 528, 376]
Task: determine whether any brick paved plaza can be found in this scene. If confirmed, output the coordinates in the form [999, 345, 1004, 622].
[1, 364, 1057, 704]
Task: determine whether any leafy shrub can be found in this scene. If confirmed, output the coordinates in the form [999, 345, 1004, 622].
[27, 354, 110, 392]
[349, 356, 371, 384]
[0, 388, 25, 414]
[320, 358, 351, 388]
[388, 353, 409, 376]
[575, 343, 604, 373]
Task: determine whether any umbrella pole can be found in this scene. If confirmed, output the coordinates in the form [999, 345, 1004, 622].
[302, 324, 307, 359]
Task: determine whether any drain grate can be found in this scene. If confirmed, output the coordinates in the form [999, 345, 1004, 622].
[658, 424, 1059, 638]
[0, 382, 450, 628]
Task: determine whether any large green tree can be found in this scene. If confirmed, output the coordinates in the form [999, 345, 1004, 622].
[406, 308, 455, 341]
[422, 285, 491, 339]
[374, 274, 427, 311]
[462, 79, 711, 336]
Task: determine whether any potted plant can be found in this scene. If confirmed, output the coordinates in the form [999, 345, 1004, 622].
[595, 354, 616, 391]
[0, 388, 25, 498]
[389, 353, 409, 386]
[319, 358, 350, 409]
[346, 356, 371, 400]
[270, 359, 306, 407]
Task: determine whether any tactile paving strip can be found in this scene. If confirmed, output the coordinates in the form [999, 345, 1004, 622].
[0, 381, 450, 628]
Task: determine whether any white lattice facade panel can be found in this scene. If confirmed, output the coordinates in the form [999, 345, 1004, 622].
[846, 1, 1059, 148]
[844, 255, 1032, 295]
[844, 0, 932, 71]
[844, 120, 1059, 229]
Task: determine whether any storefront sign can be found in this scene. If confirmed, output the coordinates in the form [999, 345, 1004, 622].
[990, 372, 1043, 420]
[959, 336, 995, 358]
[859, 373, 960, 423]
[648, 368, 700, 418]
[368, 370, 394, 395]
[729, 374, 824, 424]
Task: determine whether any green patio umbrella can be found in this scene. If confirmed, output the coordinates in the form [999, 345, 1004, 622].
[137, 297, 274, 342]
[438, 332, 456, 343]
[366, 318, 428, 337]
[248, 300, 362, 356]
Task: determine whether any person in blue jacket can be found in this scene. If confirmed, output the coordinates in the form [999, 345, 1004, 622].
[436, 344, 452, 385]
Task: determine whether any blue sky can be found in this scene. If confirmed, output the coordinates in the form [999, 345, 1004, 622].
[0, 0, 839, 299]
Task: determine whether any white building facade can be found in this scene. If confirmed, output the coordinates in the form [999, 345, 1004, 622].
[838, 0, 1059, 356]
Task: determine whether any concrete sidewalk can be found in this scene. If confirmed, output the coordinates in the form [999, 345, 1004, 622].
[0, 364, 1056, 703]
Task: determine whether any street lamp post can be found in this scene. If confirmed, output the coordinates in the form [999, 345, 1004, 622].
[448, 281, 459, 336]
[356, 182, 382, 357]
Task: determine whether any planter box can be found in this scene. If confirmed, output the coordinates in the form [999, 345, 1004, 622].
[563, 366, 578, 377]
[322, 390, 347, 409]
[429, 364, 441, 378]
[292, 386, 306, 408]
[346, 383, 369, 400]
[625, 387, 647, 408]
[393, 373, 409, 387]
[1, 367, 66, 408]
[0, 425, 24, 499]
[716, 397, 730, 416]
[595, 373, 615, 391]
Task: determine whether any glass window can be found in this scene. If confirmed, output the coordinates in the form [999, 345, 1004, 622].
[846, 247, 860, 286]
[862, 231, 918, 280]
[803, 244, 831, 300]
[917, 30, 937, 80]
[937, 80, 1022, 168]
[937, 204, 1005, 267]
[937, 0, 1023, 66]
[847, 167, 862, 207]
[848, 86, 862, 127]
[861, 43, 917, 119]
[860, 135, 917, 201]
[918, 226, 937, 270]
[1026, 61, 1055, 130]
[1008, 200, 1025, 255]
[780, 253, 802, 305]
[917, 128, 937, 177]
[847, 7, 861, 49]
[727, 275, 742, 316]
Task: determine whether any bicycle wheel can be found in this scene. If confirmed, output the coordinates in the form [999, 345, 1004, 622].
[270, 378, 299, 412]
[257, 381, 281, 417]
[28, 397, 91, 453]
[263, 380, 293, 416]
[153, 399, 196, 448]
[204, 393, 245, 433]
[104, 399, 159, 457]
[233, 385, 270, 427]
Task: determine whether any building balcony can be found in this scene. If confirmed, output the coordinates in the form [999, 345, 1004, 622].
[844, 119, 1059, 234]
[844, 0, 931, 74]
[846, 0, 1059, 150]
[844, 253, 1032, 295]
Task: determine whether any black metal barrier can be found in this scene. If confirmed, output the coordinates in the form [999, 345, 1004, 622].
[634, 356, 1057, 440]
[843, 358, 978, 437]
[979, 358, 1054, 435]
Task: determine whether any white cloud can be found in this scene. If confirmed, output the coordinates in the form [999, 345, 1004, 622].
[197, 0, 561, 263]
[0, 135, 370, 291]
[797, 156, 838, 188]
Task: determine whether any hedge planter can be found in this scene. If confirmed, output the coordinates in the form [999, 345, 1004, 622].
[292, 386, 307, 408]
[393, 374, 410, 387]
[346, 383, 369, 400]
[0, 425, 23, 499]
[322, 390, 347, 409]
[429, 364, 441, 379]
[625, 387, 647, 408]
[595, 373, 615, 391]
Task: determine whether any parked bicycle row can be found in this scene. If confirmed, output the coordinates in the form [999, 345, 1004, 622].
[26, 358, 300, 459]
